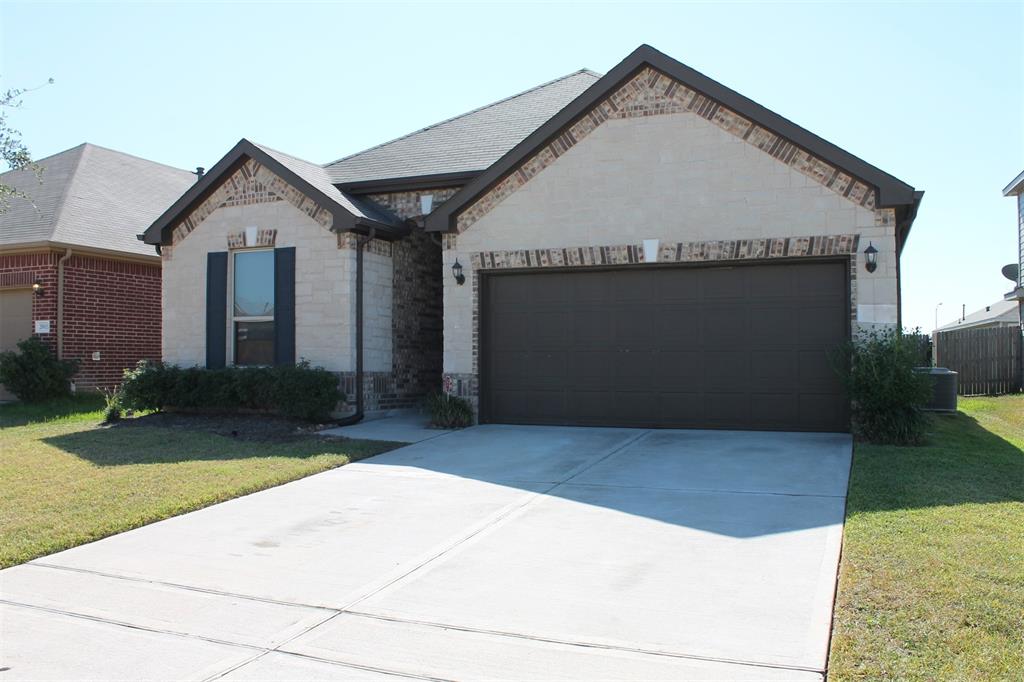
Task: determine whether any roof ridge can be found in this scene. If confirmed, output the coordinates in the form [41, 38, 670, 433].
[79, 142, 194, 175]
[322, 68, 601, 169]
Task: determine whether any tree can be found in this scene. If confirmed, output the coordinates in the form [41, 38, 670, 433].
[0, 78, 54, 213]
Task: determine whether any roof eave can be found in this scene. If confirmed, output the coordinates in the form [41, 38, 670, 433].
[426, 44, 920, 233]
[1002, 169, 1024, 196]
[143, 139, 405, 246]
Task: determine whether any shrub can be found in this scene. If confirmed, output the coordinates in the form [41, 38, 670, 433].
[118, 361, 344, 422]
[99, 387, 122, 423]
[425, 392, 474, 429]
[832, 327, 933, 445]
[0, 337, 78, 402]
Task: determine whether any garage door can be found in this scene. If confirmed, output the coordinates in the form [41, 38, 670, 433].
[481, 261, 849, 432]
[0, 288, 34, 401]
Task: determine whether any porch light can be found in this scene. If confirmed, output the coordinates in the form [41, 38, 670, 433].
[863, 242, 878, 273]
[32, 280, 44, 295]
[452, 259, 466, 286]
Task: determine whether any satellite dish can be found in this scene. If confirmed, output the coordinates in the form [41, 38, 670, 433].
[1002, 263, 1020, 282]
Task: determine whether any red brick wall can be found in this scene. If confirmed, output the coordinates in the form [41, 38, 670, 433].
[0, 250, 161, 390]
[0, 252, 59, 354]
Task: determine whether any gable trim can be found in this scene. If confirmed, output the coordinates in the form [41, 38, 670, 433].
[143, 139, 406, 246]
[425, 45, 922, 239]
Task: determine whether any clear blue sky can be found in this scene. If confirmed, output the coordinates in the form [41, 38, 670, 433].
[2, 2, 1021, 332]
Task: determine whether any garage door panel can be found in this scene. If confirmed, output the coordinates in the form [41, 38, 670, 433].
[797, 306, 846, 346]
[702, 307, 747, 348]
[700, 268, 745, 299]
[653, 306, 700, 347]
[704, 393, 751, 425]
[750, 307, 798, 347]
[567, 352, 616, 390]
[749, 393, 799, 428]
[483, 262, 848, 431]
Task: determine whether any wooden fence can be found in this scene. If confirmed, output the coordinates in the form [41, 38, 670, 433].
[934, 326, 1023, 395]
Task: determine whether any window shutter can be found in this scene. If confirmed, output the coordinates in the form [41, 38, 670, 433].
[205, 252, 228, 369]
[274, 247, 296, 366]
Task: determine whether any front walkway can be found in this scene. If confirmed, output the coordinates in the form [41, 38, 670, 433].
[0, 425, 851, 680]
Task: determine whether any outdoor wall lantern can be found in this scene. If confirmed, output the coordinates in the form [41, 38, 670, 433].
[863, 242, 878, 273]
[452, 259, 466, 286]
[32, 280, 44, 295]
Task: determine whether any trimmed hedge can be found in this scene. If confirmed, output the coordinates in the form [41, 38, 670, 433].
[0, 337, 78, 402]
[118, 361, 344, 422]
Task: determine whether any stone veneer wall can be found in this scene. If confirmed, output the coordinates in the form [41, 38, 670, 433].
[162, 163, 359, 372]
[441, 79, 902, 415]
[457, 66, 880, 233]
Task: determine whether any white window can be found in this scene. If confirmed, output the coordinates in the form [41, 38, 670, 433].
[232, 250, 275, 365]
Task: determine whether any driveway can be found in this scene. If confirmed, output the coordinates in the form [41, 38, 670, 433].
[0, 425, 851, 681]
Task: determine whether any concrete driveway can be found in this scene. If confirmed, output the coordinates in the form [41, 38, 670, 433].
[0, 425, 851, 681]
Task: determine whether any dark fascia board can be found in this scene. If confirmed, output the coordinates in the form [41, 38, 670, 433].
[337, 170, 480, 195]
[143, 138, 405, 246]
[1002, 169, 1024, 196]
[895, 190, 925, 255]
[426, 44, 920, 233]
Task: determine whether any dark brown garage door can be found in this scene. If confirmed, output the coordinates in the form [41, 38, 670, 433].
[481, 261, 849, 432]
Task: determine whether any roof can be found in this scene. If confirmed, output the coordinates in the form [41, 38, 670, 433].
[0, 143, 194, 257]
[324, 70, 602, 188]
[426, 44, 923, 236]
[1003, 169, 1024, 196]
[143, 139, 405, 246]
[936, 299, 1020, 332]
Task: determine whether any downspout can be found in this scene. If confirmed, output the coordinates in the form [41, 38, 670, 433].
[56, 248, 73, 360]
[334, 228, 376, 426]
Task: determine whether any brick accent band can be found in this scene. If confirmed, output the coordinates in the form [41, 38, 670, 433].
[456, 66, 878, 233]
[470, 234, 859, 271]
[226, 228, 277, 249]
[173, 159, 333, 245]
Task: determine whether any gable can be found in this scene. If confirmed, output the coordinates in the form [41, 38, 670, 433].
[170, 159, 334, 245]
[455, 66, 878, 234]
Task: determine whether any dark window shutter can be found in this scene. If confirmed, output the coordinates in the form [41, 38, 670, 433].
[274, 247, 296, 366]
[205, 252, 228, 369]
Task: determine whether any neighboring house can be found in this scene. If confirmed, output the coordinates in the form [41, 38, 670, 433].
[1003, 170, 1024, 305]
[144, 45, 923, 432]
[0, 144, 194, 392]
[935, 299, 1020, 332]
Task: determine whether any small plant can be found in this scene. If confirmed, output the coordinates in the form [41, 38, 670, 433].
[832, 327, 934, 445]
[118, 360, 344, 422]
[98, 387, 122, 423]
[0, 336, 78, 402]
[425, 392, 474, 429]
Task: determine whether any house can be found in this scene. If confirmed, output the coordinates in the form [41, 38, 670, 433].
[0, 143, 194, 393]
[935, 299, 1020, 332]
[143, 45, 923, 432]
[1003, 170, 1024, 306]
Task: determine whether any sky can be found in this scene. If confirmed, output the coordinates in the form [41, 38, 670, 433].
[2, 1, 1021, 332]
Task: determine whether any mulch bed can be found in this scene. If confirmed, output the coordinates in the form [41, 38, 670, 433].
[112, 411, 339, 442]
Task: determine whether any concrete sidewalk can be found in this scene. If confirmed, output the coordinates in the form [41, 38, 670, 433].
[0, 426, 851, 680]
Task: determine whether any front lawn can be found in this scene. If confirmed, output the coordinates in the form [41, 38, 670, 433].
[829, 394, 1024, 680]
[0, 396, 399, 568]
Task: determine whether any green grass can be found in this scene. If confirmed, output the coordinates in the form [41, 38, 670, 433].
[0, 396, 399, 568]
[829, 394, 1024, 680]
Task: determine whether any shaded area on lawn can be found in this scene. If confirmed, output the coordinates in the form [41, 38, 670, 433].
[847, 410, 1024, 515]
[0, 396, 401, 567]
[829, 395, 1024, 681]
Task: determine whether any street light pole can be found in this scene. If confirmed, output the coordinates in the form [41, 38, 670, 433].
[935, 302, 943, 331]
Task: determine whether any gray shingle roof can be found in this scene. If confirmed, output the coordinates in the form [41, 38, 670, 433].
[324, 69, 602, 185]
[253, 143, 400, 226]
[0, 143, 194, 257]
